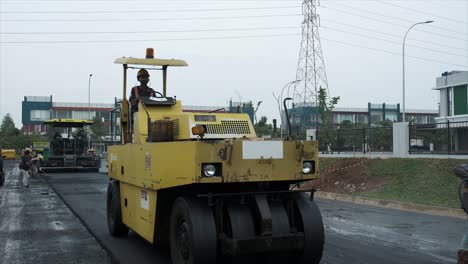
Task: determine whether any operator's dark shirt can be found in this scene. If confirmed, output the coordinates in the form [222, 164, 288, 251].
[19, 154, 31, 171]
[129, 86, 156, 112]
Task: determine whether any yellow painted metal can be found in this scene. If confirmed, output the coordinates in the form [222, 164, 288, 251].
[114, 57, 188, 67]
[108, 140, 318, 190]
[131, 101, 256, 143]
[1, 149, 16, 160]
[120, 99, 130, 144]
[110, 127, 318, 243]
[109, 51, 320, 245]
[119, 182, 156, 243]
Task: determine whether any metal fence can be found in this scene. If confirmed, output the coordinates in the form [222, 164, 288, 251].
[409, 121, 468, 155]
[316, 126, 393, 153]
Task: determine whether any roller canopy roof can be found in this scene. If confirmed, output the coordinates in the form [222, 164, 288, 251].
[114, 57, 188, 67]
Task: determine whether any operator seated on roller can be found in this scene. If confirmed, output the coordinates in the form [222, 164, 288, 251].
[74, 128, 86, 141]
[53, 131, 62, 140]
[129, 69, 157, 126]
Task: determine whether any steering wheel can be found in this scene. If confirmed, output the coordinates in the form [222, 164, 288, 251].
[153, 91, 164, 98]
[140, 90, 164, 98]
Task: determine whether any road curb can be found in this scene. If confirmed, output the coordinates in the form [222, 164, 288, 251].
[315, 191, 466, 219]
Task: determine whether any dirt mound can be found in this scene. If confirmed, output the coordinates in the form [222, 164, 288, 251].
[303, 158, 391, 194]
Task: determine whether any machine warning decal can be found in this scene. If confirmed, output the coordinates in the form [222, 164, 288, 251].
[145, 152, 151, 169]
[194, 115, 216, 122]
[141, 190, 149, 210]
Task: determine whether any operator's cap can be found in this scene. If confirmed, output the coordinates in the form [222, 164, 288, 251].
[137, 69, 149, 78]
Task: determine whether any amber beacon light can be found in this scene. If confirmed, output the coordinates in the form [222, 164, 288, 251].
[146, 48, 154, 59]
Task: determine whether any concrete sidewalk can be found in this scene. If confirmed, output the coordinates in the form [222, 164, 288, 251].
[0, 162, 111, 264]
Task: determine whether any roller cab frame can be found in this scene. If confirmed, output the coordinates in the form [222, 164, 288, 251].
[107, 49, 324, 264]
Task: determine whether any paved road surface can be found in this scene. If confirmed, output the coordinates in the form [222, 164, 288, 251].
[0, 161, 110, 264]
[45, 171, 465, 264]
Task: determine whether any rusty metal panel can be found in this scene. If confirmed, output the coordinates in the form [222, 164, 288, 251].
[149, 120, 174, 142]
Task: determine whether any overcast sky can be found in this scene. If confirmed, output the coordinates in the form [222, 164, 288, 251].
[1, 0, 467, 126]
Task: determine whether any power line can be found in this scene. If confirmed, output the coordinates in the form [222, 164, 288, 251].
[323, 19, 467, 52]
[1, 0, 465, 2]
[0, 32, 465, 68]
[321, 5, 468, 42]
[0, 5, 301, 13]
[322, 25, 468, 58]
[324, 2, 467, 36]
[0, 26, 297, 34]
[2, 22, 464, 57]
[0, 13, 303, 22]
[376, 0, 468, 25]
[0, 33, 302, 43]
[2, 16, 464, 53]
[321, 37, 468, 68]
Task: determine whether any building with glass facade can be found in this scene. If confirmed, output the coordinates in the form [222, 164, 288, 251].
[22, 96, 117, 134]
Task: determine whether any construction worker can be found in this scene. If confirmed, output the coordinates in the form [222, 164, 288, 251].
[54, 131, 62, 140]
[129, 69, 157, 114]
[129, 69, 158, 130]
[30, 153, 44, 178]
[19, 148, 32, 187]
[75, 128, 86, 141]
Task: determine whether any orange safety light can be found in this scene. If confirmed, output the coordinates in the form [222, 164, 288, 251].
[146, 48, 154, 59]
[191, 125, 205, 137]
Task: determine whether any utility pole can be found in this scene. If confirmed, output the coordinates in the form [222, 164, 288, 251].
[402, 20, 433, 122]
[293, 0, 329, 128]
[88, 74, 93, 150]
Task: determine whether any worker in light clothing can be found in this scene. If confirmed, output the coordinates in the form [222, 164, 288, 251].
[19, 149, 32, 187]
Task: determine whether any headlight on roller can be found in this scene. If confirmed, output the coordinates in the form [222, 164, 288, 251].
[203, 164, 216, 177]
[303, 161, 314, 174]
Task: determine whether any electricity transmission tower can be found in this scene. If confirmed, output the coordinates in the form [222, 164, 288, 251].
[292, 0, 329, 127]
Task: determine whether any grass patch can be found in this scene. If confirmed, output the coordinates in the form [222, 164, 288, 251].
[363, 158, 462, 208]
[319, 157, 464, 208]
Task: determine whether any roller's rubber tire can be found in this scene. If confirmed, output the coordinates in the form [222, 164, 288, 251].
[107, 181, 129, 237]
[295, 193, 325, 264]
[0, 172, 4, 186]
[170, 197, 217, 264]
[226, 205, 257, 264]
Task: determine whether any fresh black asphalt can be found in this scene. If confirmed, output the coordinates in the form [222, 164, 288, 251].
[44, 171, 465, 264]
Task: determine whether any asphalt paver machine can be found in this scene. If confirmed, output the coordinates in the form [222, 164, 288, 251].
[39, 119, 99, 171]
[107, 48, 325, 264]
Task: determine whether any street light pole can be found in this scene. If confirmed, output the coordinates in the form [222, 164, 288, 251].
[278, 80, 301, 137]
[402, 20, 433, 122]
[88, 74, 93, 120]
[88, 73, 93, 150]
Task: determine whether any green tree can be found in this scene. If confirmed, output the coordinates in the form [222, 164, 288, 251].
[254, 116, 273, 136]
[0, 113, 20, 149]
[90, 116, 107, 141]
[317, 87, 340, 151]
[0, 114, 19, 136]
